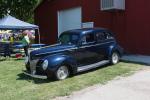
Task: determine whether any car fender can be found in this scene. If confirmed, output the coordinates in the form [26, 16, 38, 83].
[43, 54, 78, 74]
[108, 44, 123, 57]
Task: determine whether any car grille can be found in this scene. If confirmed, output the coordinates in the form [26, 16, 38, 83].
[36, 60, 47, 75]
[36, 66, 47, 75]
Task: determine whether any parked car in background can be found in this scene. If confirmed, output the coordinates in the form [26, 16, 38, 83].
[12, 43, 47, 58]
[24, 28, 124, 80]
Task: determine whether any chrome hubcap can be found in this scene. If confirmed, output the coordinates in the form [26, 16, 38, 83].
[112, 53, 119, 64]
[57, 66, 69, 80]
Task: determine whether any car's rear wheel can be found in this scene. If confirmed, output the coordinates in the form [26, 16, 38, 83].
[110, 52, 120, 65]
[55, 65, 69, 80]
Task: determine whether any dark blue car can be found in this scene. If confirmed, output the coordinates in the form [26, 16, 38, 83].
[24, 28, 123, 80]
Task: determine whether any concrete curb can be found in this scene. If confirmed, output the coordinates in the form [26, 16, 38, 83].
[121, 55, 150, 66]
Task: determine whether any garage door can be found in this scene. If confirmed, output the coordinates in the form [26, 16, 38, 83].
[58, 7, 82, 36]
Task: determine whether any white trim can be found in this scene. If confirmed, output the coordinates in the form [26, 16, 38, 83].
[34, 41, 114, 56]
[35, 47, 78, 56]
[57, 11, 60, 38]
[80, 41, 114, 49]
[82, 22, 94, 28]
[37, 28, 41, 44]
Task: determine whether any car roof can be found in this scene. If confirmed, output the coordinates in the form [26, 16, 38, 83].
[62, 28, 109, 36]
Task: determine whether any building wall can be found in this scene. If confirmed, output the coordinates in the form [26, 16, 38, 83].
[35, 0, 150, 55]
[112, 0, 150, 54]
[35, 0, 112, 44]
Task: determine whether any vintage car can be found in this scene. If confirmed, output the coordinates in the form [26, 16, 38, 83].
[24, 28, 123, 80]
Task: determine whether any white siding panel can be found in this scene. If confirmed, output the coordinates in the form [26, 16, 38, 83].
[58, 7, 82, 36]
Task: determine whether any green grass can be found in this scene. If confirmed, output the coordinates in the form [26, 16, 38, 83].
[0, 58, 142, 100]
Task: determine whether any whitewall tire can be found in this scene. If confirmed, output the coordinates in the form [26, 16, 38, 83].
[111, 52, 120, 65]
[55, 65, 69, 80]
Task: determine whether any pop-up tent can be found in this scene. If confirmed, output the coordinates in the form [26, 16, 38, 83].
[0, 15, 40, 43]
[0, 15, 38, 29]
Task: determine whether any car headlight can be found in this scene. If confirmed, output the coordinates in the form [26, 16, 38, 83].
[25, 56, 29, 64]
[42, 60, 48, 70]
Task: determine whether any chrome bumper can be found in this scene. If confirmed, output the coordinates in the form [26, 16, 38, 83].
[23, 71, 47, 79]
[29, 59, 39, 73]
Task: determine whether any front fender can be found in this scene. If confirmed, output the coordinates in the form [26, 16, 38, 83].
[43, 54, 77, 73]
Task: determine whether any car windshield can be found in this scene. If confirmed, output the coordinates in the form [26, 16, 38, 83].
[59, 33, 80, 45]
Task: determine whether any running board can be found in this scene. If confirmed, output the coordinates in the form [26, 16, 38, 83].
[77, 60, 110, 72]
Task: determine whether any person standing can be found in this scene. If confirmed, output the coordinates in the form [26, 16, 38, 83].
[22, 30, 30, 56]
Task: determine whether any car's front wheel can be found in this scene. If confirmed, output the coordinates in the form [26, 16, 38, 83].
[110, 52, 120, 65]
[55, 65, 70, 80]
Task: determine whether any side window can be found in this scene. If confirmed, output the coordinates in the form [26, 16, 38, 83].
[71, 34, 79, 44]
[96, 32, 114, 42]
[105, 32, 114, 39]
[96, 32, 106, 42]
[82, 34, 95, 44]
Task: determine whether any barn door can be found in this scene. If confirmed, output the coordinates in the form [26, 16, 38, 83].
[58, 7, 82, 36]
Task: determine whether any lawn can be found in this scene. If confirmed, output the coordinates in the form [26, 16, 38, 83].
[0, 58, 142, 100]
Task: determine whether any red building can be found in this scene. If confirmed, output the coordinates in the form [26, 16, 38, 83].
[34, 0, 150, 55]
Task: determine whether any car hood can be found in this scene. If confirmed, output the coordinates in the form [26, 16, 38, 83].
[30, 44, 76, 57]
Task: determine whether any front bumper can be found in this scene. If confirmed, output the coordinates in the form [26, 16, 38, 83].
[25, 59, 56, 79]
[23, 70, 47, 79]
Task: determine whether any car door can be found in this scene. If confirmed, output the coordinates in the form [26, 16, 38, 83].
[74, 33, 99, 67]
[95, 31, 115, 60]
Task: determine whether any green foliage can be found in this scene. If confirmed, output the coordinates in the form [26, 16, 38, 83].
[0, 0, 42, 23]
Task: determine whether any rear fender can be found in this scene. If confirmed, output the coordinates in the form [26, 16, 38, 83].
[108, 44, 123, 57]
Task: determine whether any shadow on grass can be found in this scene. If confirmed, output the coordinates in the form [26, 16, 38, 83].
[16, 65, 110, 84]
[14, 58, 24, 61]
[17, 61, 140, 84]
[0, 57, 11, 61]
[0, 55, 24, 62]
[17, 64, 112, 84]
[0, 58, 6, 61]
[17, 73, 54, 84]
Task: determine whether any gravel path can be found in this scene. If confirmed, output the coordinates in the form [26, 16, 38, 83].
[55, 67, 150, 100]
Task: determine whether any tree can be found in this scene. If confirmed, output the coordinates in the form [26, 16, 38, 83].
[0, 0, 42, 23]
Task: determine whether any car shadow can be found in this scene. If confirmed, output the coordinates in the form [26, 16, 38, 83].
[17, 64, 111, 84]
[16, 61, 147, 84]
[17, 73, 54, 84]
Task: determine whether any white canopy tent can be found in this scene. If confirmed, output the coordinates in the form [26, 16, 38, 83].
[0, 15, 40, 43]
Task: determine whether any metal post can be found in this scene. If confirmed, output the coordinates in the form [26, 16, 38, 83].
[37, 28, 41, 44]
